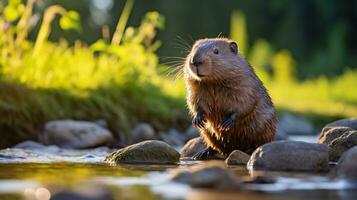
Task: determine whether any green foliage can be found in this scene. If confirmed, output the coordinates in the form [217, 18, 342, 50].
[0, 1, 186, 147]
[59, 10, 81, 32]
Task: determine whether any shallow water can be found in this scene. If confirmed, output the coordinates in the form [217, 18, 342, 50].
[0, 136, 357, 200]
[0, 161, 356, 200]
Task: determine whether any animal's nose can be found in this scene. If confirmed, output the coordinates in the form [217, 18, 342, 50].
[191, 53, 203, 67]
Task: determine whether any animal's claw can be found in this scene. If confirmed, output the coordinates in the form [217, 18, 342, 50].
[192, 147, 216, 160]
[218, 113, 236, 132]
[192, 114, 206, 129]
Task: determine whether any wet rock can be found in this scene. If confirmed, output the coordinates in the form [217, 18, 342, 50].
[318, 127, 354, 145]
[225, 150, 250, 165]
[327, 130, 357, 162]
[180, 137, 225, 160]
[322, 118, 357, 133]
[247, 141, 329, 172]
[278, 114, 314, 135]
[171, 161, 240, 189]
[40, 120, 114, 149]
[335, 146, 357, 180]
[104, 140, 180, 164]
[132, 123, 156, 143]
[318, 126, 357, 161]
[185, 126, 200, 141]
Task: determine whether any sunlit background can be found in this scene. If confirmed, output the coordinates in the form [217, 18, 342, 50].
[1, 0, 357, 148]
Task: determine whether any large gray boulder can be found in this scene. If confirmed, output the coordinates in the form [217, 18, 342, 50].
[40, 120, 114, 148]
[335, 146, 357, 180]
[247, 141, 329, 172]
[104, 140, 180, 164]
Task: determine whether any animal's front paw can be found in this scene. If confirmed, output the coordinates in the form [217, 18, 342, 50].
[192, 147, 217, 160]
[218, 113, 236, 132]
[192, 114, 206, 129]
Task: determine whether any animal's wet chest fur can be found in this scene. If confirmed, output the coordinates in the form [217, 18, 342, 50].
[196, 85, 233, 125]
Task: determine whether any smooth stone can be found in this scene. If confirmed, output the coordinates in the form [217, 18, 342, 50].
[104, 140, 180, 164]
[225, 150, 250, 165]
[278, 113, 314, 135]
[40, 120, 114, 149]
[335, 146, 357, 180]
[180, 137, 225, 160]
[132, 123, 156, 143]
[247, 141, 329, 172]
[171, 161, 240, 189]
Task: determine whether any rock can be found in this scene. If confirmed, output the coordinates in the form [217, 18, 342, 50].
[241, 175, 276, 184]
[159, 129, 185, 147]
[278, 114, 314, 135]
[225, 150, 250, 165]
[327, 130, 357, 161]
[247, 141, 329, 172]
[335, 146, 357, 180]
[185, 126, 200, 141]
[14, 141, 47, 149]
[318, 126, 357, 161]
[104, 140, 180, 164]
[0, 147, 111, 163]
[318, 127, 354, 145]
[180, 137, 225, 160]
[132, 123, 156, 143]
[40, 120, 114, 149]
[14, 140, 61, 153]
[275, 125, 289, 140]
[171, 161, 240, 189]
[93, 119, 108, 128]
[322, 118, 357, 133]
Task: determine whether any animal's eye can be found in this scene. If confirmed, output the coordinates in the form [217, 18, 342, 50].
[213, 49, 219, 54]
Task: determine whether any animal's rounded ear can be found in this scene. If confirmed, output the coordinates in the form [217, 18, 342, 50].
[229, 42, 238, 54]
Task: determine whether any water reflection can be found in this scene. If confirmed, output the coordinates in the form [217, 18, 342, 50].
[0, 163, 356, 200]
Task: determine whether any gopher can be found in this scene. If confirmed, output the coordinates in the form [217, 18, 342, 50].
[183, 38, 277, 160]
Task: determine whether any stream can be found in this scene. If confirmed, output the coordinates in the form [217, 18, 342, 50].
[0, 136, 356, 200]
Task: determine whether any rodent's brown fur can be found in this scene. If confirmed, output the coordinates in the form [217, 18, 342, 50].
[184, 38, 277, 156]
